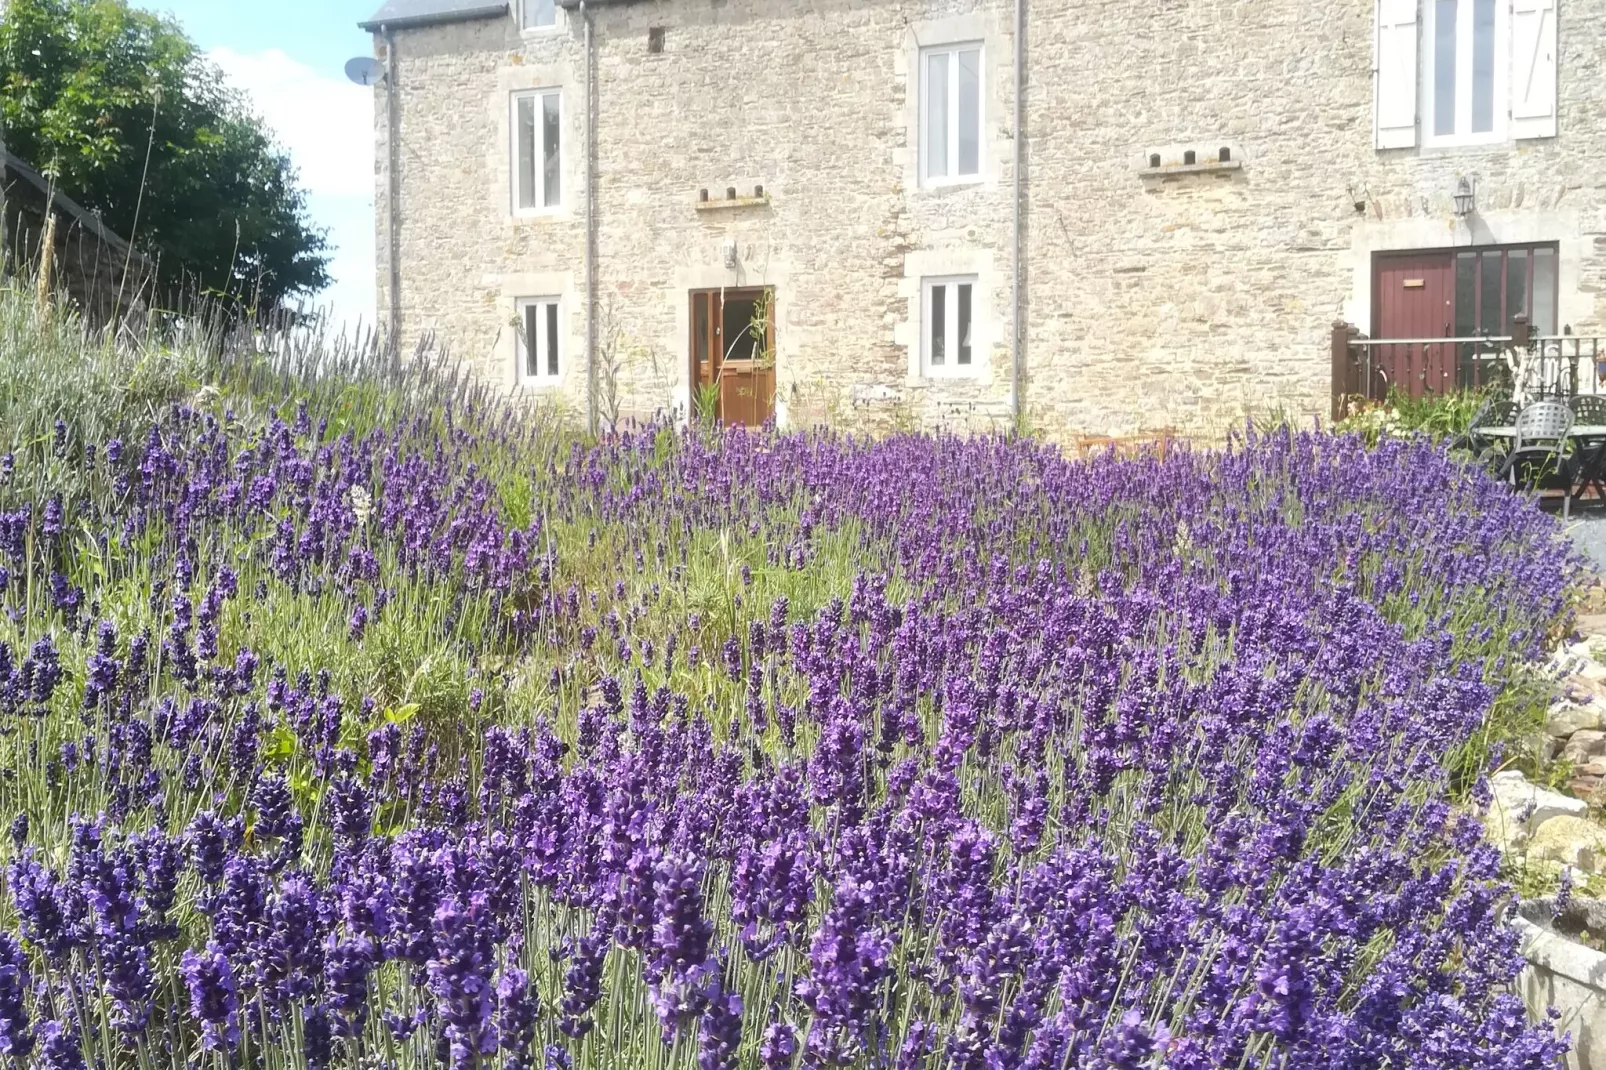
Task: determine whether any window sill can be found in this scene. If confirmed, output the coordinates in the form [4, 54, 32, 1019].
[1416, 137, 1510, 153]
[918, 371, 984, 382]
[517, 378, 563, 389]
[919, 176, 985, 192]
[511, 208, 566, 222]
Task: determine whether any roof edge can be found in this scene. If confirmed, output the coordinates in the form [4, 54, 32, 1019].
[2, 151, 151, 265]
[358, 2, 509, 32]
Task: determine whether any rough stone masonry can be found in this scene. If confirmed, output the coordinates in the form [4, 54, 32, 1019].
[366, 0, 1606, 439]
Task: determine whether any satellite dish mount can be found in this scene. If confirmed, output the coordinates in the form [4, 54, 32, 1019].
[344, 56, 386, 87]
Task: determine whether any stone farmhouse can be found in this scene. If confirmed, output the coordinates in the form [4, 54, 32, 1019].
[359, 0, 1604, 437]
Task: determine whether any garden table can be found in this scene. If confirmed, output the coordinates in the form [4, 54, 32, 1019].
[1474, 425, 1606, 440]
[1476, 424, 1606, 506]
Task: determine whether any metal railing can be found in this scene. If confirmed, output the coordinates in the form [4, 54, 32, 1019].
[1330, 315, 1606, 420]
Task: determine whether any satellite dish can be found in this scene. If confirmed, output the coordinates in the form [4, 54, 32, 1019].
[344, 56, 385, 87]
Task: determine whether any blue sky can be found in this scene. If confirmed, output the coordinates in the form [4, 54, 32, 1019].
[146, 1, 383, 336]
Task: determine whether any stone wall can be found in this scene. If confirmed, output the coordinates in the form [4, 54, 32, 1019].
[374, 0, 1606, 439]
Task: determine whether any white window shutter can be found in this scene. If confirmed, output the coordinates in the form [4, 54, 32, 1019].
[1374, 0, 1419, 149]
[1511, 0, 1558, 139]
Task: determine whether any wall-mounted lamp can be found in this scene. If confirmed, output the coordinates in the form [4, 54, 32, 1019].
[1453, 176, 1476, 218]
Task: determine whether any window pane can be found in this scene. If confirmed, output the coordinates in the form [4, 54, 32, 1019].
[1433, 0, 1458, 137]
[929, 285, 946, 366]
[516, 96, 537, 210]
[1454, 253, 1477, 336]
[957, 284, 973, 365]
[925, 52, 949, 179]
[1472, 0, 1496, 133]
[545, 302, 559, 377]
[542, 94, 561, 208]
[1480, 251, 1503, 335]
[525, 0, 555, 27]
[523, 305, 540, 378]
[1505, 249, 1529, 333]
[957, 49, 981, 177]
[1533, 248, 1558, 335]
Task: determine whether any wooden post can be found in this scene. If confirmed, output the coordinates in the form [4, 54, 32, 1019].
[1509, 312, 1539, 395]
[36, 211, 56, 318]
[1512, 312, 1532, 351]
[1330, 320, 1354, 423]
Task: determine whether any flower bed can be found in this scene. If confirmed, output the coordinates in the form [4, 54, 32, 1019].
[0, 380, 1586, 1068]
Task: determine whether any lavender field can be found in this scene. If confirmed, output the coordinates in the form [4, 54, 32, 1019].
[0, 297, 1589, 1068]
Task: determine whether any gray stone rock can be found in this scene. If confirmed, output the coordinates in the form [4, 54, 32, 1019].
[1549, 701, 1606, 739]
[1487, 771, 1589, 852]
[1564, 675, 1606, 705]
[1529, 816, 1606, 874]
[1576, 644, 1606, 683]
[1565, 731, 1606, 765]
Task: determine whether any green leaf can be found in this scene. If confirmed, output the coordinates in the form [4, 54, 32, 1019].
[383, 702, 421, 727]
[262, 723, 296, 764]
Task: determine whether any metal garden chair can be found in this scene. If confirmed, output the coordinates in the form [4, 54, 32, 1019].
[1453, 398, 1519, 469]
[1568, 394, 1606, 426]
[1498, 400, 1577, 519]
[1568, 395, 1606, 505]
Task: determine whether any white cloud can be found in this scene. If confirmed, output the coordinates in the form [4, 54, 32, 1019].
[207, 46, 377, 332]
[208, 47, 373, 198]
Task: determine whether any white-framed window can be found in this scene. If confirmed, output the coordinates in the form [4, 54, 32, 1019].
[1373, 0, 1556, 149]
[920, 45, 982, 185]
[512, 89, 561, 213]
[1425, 0, 1507, 145]
[520, 0, 557, 30]
[516, 297, 562, 385]
[921, 277, 978, 377]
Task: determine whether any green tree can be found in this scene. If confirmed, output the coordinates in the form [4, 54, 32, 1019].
[0, 0, 330, 310]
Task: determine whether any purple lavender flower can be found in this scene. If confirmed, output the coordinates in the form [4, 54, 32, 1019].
[303, 1003, 335, 1070]
[697, 981, 743, 1070]
[348, 603, 369, 642]
[185, 811, 234, 884]
[7, 850, 79, 958]
[558, 931, 608, 1037]
[759, 1019, 798, 1069]
[181, 943, 240, 1051]
[498, 966, 539, 1070]
[647, 851, 716, 1034]
[428, 894, 499, 1067]
[0, 933, 34, 1056]
[34, 1020, 84, 1070]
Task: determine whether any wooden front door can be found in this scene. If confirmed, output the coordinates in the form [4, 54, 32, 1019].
[1373, 252, 1457, 396]
[690, 288, 776, 427]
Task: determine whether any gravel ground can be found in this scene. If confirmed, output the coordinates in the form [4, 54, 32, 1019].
[1568, 513, 1606, 575]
